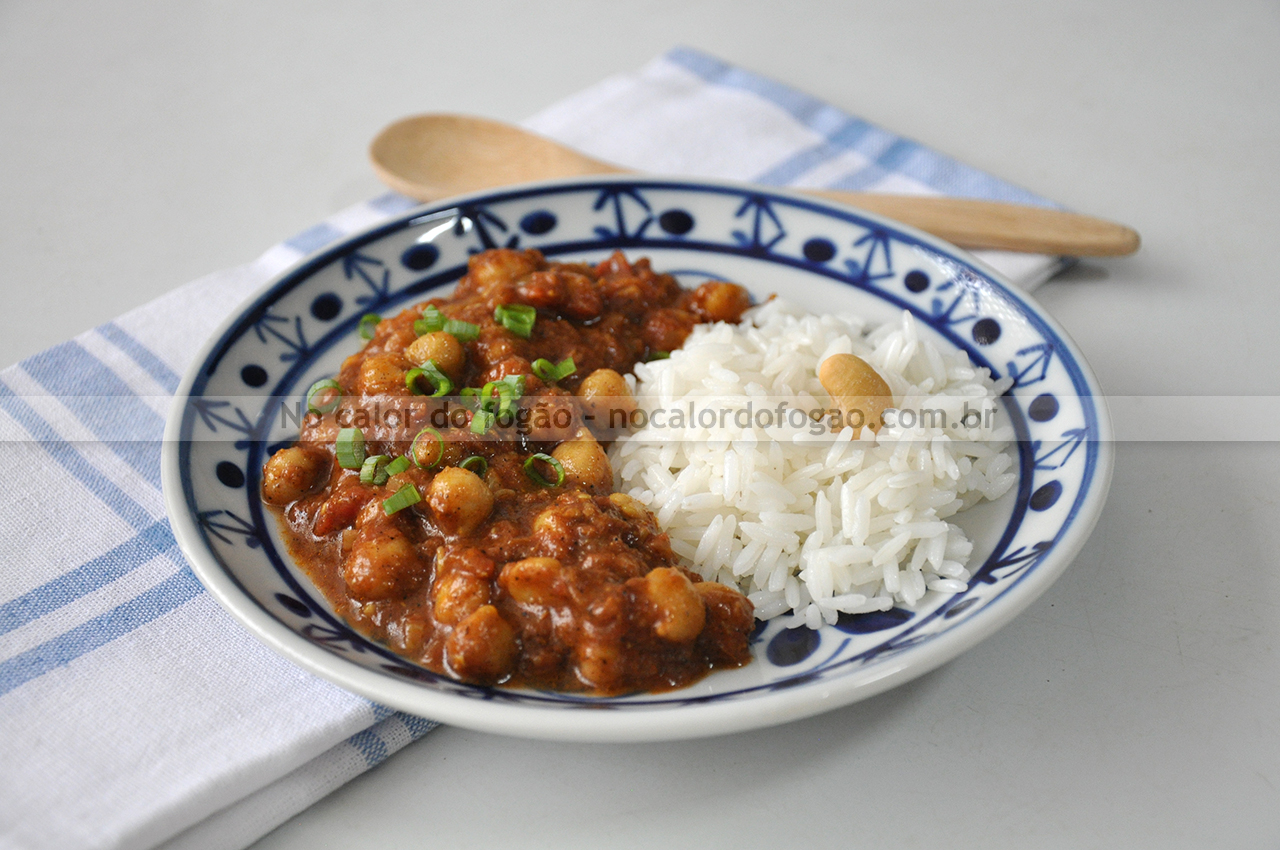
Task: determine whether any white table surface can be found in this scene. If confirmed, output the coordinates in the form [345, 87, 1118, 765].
[4, 1, 1278, 847]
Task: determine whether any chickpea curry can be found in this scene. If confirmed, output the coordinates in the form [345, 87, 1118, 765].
[261, 249, 756, 694]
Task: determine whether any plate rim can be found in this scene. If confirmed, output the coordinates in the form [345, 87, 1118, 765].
[161, 174, 1114, 742]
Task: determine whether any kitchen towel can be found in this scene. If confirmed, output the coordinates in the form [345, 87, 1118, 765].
[0, 46, 1065, 850]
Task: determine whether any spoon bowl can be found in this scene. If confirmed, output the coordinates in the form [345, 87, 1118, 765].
[371, 114, 627, 201]
[370, 114, 1140, 257]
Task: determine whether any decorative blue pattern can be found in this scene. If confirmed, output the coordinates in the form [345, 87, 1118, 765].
[343, 251, 394, 304]
[455, 205, 519, 252]
[593, 187, 654, 240]
[168, 177, 1110, 718]
[731, 196, 785, 252]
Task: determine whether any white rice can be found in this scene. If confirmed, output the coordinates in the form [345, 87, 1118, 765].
[610, 299, 1017, 628]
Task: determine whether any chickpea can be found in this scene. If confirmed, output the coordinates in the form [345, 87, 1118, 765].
[432, 570, 490, 625]
[261, 446, 329, 506]
[690, 281, 752, 323]
[531, 506, 573, 558]
[342, 524, 425, 601]
[607, 492, 647, 520]
[405, 331, 466, 379]
[531, 492, 592, 558]
[427, 466, 494, 537]
[552, 430, 613, 494]
[499, 557, 565, 606]
[574, 640, 620, 691]
[577, 368, 636, 429]
[466, 248, 539, 293]
[522, 393, 579, 443]
[817, 353, 894, 434]
[638, 567, 706, 643]
[357, 355, 404, 395]
[444, 604, 517, 684]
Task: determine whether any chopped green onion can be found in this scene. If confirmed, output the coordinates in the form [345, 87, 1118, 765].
[497, 373, 526, 397]
[422, 361, 453, 397]
[306, 378, 342, 415]
[494, 374, 526, 412]
[413, 306, 481, 340]
[459, 374, 523, 421]
[524, 453, 564, 488]
[405, 360, 453, 397]
[335, 427, 366, 469]
[382, 483, 421, 516]
[531, 360, 554, 381]
[646, 350, 671, 361]
[479, 381, 516, 418]
[414, 305, 446, 336]
[358, 313, 381, 340]
[532, 356, 576, 384]
[494, 303, 536, 338]
[385, 454, 412, 477]
[470, 408, 495, 435]
[410, 427, 444, 469]
[359, 454, 390, 486]
[443, 318, 480, 342]
[459, 455, 488, 476]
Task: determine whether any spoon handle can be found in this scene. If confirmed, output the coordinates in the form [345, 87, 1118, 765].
[802, 189, 1139, 257]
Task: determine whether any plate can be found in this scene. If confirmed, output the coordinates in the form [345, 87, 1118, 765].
[161, 176, 1113, 742]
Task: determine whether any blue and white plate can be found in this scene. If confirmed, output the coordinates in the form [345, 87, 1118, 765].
[161, 176, 1113, 742]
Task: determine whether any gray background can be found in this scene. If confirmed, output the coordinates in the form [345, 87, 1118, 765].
[3, 1, 1277, 847]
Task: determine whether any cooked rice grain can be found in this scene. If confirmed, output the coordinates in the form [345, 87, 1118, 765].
[610, 299, 1016, 628]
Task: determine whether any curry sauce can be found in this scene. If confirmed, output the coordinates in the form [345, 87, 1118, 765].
[261, 249, 755, 694]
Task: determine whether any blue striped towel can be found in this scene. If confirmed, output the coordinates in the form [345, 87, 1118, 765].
[0, 47, 1064, 850]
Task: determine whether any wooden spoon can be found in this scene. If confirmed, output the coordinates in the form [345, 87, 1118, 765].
[370, 114, 1140, 257]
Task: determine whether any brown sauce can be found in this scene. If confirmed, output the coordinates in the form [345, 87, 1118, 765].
[261, 249, 756, 694]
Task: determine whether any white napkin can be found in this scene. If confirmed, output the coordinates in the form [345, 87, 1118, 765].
[525, 47, 1068, 291]
[0, 47, 1065, 850]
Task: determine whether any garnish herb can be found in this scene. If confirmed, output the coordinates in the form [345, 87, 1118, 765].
[359, 454, 390, 486]
[358, 313, 381, 340]
[414, 306, 479, 342]
[494, 303, 536, 338]
[532, 356, 576, 384]
[405, 360, 453, 397]
[306, 378, 342, 415]
[382, 484, 421, 515]
[524, 453, 565, 488]
[335, 427, 366, 469]
[384, 455, 412, 477]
